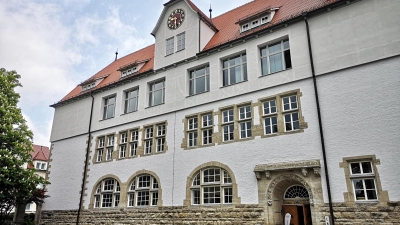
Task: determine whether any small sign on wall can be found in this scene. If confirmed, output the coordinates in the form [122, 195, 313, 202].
[325, 216, 330, 225]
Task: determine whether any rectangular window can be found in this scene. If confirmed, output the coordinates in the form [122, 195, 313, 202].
[107, 136, 114, 146]
[145, 140, 152, 155]
[157, 124, 165, 136]
[103, 96, 116, 119]
[131, 130, 138, 142]
[284, 112, 299, 131]
[223, 125, 234, 142]
[114, 194, 120, 207]
[124, 89, 138, 113]
[189, 65, 210, 95]
[188, 117, 198, 130]
[102, 194, 112, 207]
[222, 109, 234, 123]
[224, 187, 233, 204]
[99, 137, 105, 148]
[264, 116, 278, 134]
[120, 133, 127, 143]
[94, 196, 100, 208]
[239, 105, 251, 120]
[203, 168, 220, 183]
[177, 32, 185, 51]
[149, 80, 165, 106]
[222, 53, 247, 86]
[97, 149, 103, 162]
[106, 147, 113, 161]
[260, 39, 291, 75]
[130, 143, 137, 157]
[119, 145, 126, 158]
[138, 175, 151, 188]
[263, 100, 277, 115]
[192, 189, 200, 205]
[145, 127, 153, 139]
[203, 186, 221, 204]
[282, 95, 298, 111]
[166, 37, 174, 55]
[151, 192, 158, 206]
[202, 114, 213, 127]
[203, 129, 212, 145]
[240, 121, 252, 138]
[350, 162, 377, 201]
[128, 193, 135, 207]
[137, 191, 150, 206]
[156, 138, 165, 152]
[188, 131, 197, 147]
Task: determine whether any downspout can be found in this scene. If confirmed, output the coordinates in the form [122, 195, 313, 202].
[304, 16, 335, 225]
[76, 92, 95, 225]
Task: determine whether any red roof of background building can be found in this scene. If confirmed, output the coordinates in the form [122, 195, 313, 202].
[57, 0, 339, 104]
[31, 144, 50, 161]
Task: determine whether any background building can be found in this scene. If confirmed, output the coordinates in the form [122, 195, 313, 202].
[42, 0, 400, 224]
[25, 144, 50, 214]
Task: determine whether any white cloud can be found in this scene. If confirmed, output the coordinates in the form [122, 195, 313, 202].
[23, 112, 52, 147]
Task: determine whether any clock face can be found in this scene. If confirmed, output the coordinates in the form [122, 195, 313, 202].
[167, 9, 185, 30]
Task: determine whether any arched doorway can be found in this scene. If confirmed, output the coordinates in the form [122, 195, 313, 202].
[282, 185, 312, 225]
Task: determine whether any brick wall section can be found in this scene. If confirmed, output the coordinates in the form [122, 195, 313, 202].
[41, 204, 265, 225]
[319, 202, 400, 225]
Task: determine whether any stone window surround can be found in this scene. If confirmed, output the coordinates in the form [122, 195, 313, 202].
[181, 110, 216, 150]
[141, 121, 168, 157]
[93, 133, 117, 164]
[257, 89, 307, 138]
[339, 155, 389, 204]
[180, 89, 307, 150]
[93, 121, 168, 164]
[116, 127, 141, 161]
[183, 161, 240, 206]
[88, 170, 162, 209]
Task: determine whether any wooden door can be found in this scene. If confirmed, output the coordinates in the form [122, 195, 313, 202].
[303, 204, 312, 225]
[282, 205, 299, 225]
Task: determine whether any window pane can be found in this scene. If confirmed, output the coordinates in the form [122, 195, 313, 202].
[235, 66, 241, 83]
[268, 42, 281, 54]
[223, 69, 229, 86]
[230, 67, 236, 84]
[269, 53, 283, 73]
[153, 90, 163, 105]
[284, 49, 292, 69]
[366, 190, 377, 200]
[364, 179, 375, 189]
[353, 179, 364, 189]
[350, 163, 361, 174]
[362, 162, 373, 173]
[196, 76, 206, 93]
[261, 57, 268, 75]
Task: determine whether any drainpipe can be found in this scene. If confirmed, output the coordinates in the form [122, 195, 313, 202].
[304, 16, 335, 225]
[76, 92, 95, 225]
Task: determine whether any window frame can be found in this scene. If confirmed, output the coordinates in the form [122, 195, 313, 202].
[260, 39, 291, 76]
[166, 37, 174, 56]
[222, 53, 247, 87]
[124, 88, 139, 114]
[103, 95, 116, 120]
[148, 79, 165, 107]
[127, 174, 160, 207]
[176, 32, 185, 52]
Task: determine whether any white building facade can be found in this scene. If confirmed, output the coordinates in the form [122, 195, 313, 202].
[42, 0, 400, 224]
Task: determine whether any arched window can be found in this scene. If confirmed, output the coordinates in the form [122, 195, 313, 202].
[93, 178, 120, 208]
[284, 185, 309, 199]
[127, 174, 159, 207]
[191, 167, 233, 205]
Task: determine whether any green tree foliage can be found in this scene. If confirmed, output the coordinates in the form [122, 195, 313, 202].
[0, 68, 49, 221]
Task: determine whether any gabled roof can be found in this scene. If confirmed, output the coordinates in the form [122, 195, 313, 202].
[151, 0, 217, 36]
[55, 0, 341, 106]
[31, 144, 50, 161]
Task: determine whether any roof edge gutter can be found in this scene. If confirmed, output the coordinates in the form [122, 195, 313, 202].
[304, 15, 335, 225]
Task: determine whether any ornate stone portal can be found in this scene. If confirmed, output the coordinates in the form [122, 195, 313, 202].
[254, 159, 324, 225]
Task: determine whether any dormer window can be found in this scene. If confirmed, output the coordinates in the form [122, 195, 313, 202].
[251, 20, 259, 28]
[261, 16, 269, 24]
[82, 82, 96, 91]
[237, 8, 278, 33]
[121, 67, 137, 78]
[241, 24, 250, 32]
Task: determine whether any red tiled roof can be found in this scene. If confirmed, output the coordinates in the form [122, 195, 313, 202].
[31, 144, 50, 161]
[60, 44, 155, 102]
[57, 0, 339, 104]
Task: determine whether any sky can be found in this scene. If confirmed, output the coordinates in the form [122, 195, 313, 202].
[0, 0, 252, 147]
